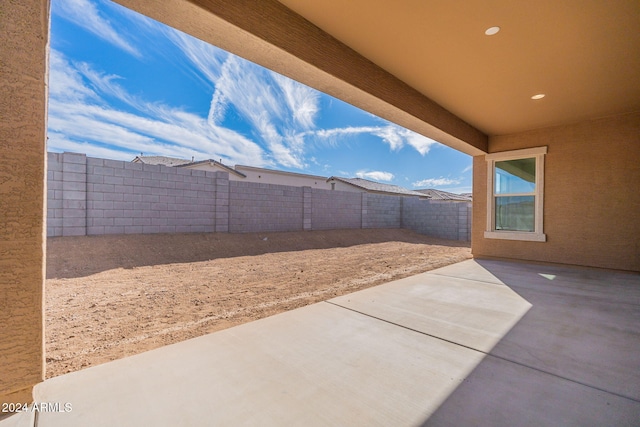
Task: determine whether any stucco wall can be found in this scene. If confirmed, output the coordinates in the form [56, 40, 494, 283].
[0, 0, 48, 404]
[182, 162, 245, 182]
[235, 166, 329, 189]
[331, 180, 366, 193]
[473, 112, 640, 272]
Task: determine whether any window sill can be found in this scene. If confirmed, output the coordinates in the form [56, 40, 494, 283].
[484, 231, 547, 242]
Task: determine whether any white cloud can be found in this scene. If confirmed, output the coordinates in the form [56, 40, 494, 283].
[47, 49, 268, 166]
[311, 124, 440, 156]
[405, 132, 438, 155]
[274, 75, 319, 130]
[48, 1, 441, 173]
[163, 28, 227, 87]
[75, 63, 137, 107]
[314, 126, 378, 138]
[48, 51, 99, 103]
[372, 126, 404, 151]
[462, 164, 473, 173]
[356, 170, 395, 181]
[208, 87, 228, 126]
[412, 177, 462, 188]
[375, 125, 439, 155]
[48, 132, 136, 161]
[208, 57, 314, 167]
[53, 0, 141, 58]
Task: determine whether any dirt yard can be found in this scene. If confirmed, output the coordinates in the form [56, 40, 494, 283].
[45, 229, 471, 378]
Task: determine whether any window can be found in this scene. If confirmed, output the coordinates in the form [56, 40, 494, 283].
[485, 147, 547, 242]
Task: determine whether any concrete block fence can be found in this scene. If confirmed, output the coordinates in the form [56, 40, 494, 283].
[311, 188, 362, 230]
[47, 153, 471, 241]
[229, 181, 304, 233]
[363, 194, 402, 229]
[403, 197, 471, 241]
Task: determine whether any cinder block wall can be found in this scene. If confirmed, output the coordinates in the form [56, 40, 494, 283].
[49, 153, 218, 235]
[229, 181, 303, 232]
[87, 158, 217, 234]
[47, 153, 471, 241]
[403, 198, 471, 241]
[363, 194, 402, 228]
[47, 152, 87, 236]
[310, 188, 362, 230]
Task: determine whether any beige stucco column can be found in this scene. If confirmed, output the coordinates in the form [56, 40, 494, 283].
[0, 0, 49, 403]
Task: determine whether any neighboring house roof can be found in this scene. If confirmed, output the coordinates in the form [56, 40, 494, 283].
[176, 159, 246, 178]
[415, 189, 472, 201]
[132, 156, 192, 167]
[328, 177, 428, 198]
[131, 156, 246, 178]
[235, 164, 328, 181]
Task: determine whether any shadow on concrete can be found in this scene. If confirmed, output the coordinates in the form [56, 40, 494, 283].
[46, 228, 469, 279]
[19, 259, 640, 426]
[420, 259, 640, 426]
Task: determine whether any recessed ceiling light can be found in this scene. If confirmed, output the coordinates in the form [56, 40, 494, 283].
[485, 26, 500, 36]
[531, 94, 546, 100]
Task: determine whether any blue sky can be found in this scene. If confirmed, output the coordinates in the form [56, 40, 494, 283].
[47, 0, 472, 192]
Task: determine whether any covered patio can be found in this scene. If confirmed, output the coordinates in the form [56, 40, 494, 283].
[3, 259, 638, 426]
[1, 1, 638, 422]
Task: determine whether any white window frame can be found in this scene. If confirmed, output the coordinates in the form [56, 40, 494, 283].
[484, 146, 547, 242]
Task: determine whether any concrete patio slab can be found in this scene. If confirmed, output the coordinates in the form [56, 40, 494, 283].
[423, 258, 506, 285]
[329, 264, 532, 353]
[424, 353, 640, 427]
[1, 259, 638, 426]
[333, 259, 640, 401]
[0, 412, 34, 427]
[474, 259, 640, 401]
[34, 302, 488, 427]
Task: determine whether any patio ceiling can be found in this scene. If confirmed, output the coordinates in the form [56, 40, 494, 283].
[277, 0, 640, 136]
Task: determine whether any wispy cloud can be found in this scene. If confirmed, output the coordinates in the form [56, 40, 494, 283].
[274, 75, 319, 130]
[404, 131, 439, 155]
[48, 132, 137, 161]
[314, 126, 378, 140]
[372, 126, 404, 151]
[48, 0, 443, 177]
[47, 49, 268, 165]
[161, 30, 321, 169]
[412, 177, 462, 188]
[155, 20, 441, 165]
[311, 124, 440, 156]
[356, 170, 395, 181]
[462, 164, 473, 173]
[48, 50, 99, 103]
[53, 0, 141, 58]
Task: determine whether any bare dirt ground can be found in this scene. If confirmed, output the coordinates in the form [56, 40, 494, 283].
[46, 229, 471, 378]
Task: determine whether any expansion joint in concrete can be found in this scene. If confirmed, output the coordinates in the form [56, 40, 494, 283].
[323, 300, 640, 404]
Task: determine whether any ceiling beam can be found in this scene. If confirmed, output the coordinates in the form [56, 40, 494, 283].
[115, 0, 488, 155]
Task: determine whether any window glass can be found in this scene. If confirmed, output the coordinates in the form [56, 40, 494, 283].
[485, 147, 546, 241]
[495, 196, 535, 232]
[495, 158, 536, 194]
